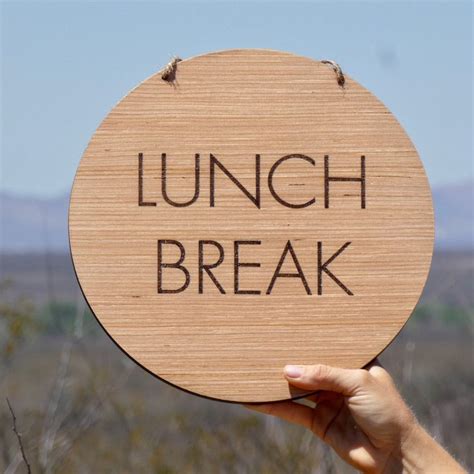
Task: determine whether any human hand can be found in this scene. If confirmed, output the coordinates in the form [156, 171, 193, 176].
[246, 361, 465, 473]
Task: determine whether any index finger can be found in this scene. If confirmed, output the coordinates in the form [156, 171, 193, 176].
[244, 401, 314, 430]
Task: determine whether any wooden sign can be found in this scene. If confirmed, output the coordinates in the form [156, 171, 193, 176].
[69, 49, 434, 403]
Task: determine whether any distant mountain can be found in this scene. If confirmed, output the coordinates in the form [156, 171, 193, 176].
[433, 181, 473, 250]
[1, 182, 472, 252]
[0, 193, 70, 253]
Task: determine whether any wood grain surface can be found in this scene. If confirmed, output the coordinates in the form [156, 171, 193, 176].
[69, 49, 434, 403]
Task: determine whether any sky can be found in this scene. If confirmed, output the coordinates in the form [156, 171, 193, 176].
[1, 1, 472, 198]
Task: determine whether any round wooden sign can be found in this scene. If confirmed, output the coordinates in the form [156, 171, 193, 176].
[69, 49, 434, 403]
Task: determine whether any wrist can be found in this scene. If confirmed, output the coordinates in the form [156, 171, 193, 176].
[397, 421, 429, 471]
[395, 421, 465, 473]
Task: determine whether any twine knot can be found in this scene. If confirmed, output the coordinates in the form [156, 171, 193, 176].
[321, 60, 345, 88]
[162, 56, 182, 82]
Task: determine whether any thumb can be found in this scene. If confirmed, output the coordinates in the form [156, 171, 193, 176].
[284, 364, 367, 396]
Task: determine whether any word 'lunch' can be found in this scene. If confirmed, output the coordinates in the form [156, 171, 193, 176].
[138, 153, 366, 209]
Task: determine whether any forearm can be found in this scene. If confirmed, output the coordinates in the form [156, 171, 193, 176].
[393, 423, 465, 473]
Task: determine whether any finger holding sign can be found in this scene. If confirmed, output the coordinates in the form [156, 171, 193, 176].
[246, 363, 466, 473]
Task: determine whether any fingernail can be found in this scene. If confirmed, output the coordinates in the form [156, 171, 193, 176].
[284, 365, 303, 378]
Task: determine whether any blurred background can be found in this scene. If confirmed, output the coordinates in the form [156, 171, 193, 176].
[1, 1, 472, 472]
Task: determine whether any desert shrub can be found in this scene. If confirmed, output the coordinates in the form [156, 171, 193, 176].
[38, 301, 100, 336]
